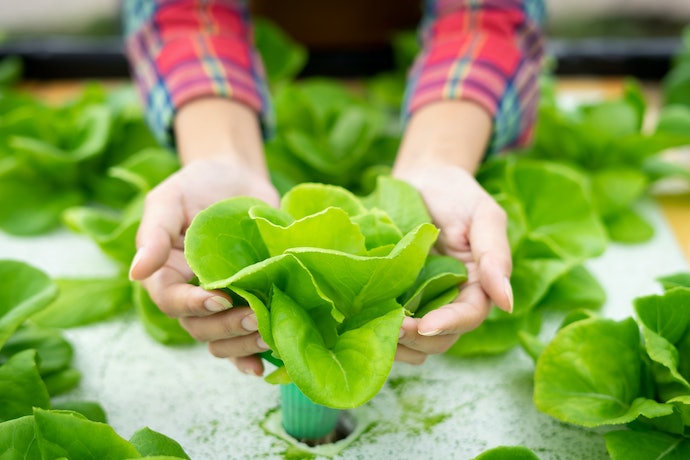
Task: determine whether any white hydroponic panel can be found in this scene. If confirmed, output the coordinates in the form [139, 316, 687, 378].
[1, 198, 687, 460]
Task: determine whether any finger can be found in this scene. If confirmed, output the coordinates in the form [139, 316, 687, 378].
[469, 198, 513, 313]
[399, 316, 460, 355]
[179, 308, 257, 341]
[394, 344, 427, 365]
[143, 263, 233, 318]
[207, 332, 270, 359]
[129, 183, 187, 281]
[417, 281, 491, 336]
[230, 355, 265, 376]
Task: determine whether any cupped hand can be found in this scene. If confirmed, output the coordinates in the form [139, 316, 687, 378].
[129, 156, 280, 376]
[393, 163, 513, 364]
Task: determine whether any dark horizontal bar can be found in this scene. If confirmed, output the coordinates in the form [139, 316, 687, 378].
[0, 35, 684, 80]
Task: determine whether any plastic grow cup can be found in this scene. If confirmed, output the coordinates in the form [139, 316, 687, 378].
[280, 383, 340, 441]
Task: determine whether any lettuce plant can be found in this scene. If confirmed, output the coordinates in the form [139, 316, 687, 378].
[526, 78, 690, 243]
[0, 83, 159, 235]
[532, 276, 690, 459]
[184, 176, 466, 408]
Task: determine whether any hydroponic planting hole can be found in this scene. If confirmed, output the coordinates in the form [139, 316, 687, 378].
[299, 411, 356, 446]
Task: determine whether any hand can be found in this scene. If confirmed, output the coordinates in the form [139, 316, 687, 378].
[129, 97, 279, 376]
[129, 156, 280, 376]
[391, 100, 513, 364]
[393, 164, 513, 364]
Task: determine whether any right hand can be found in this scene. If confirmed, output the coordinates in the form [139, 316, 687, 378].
[129, 155, 280, 377]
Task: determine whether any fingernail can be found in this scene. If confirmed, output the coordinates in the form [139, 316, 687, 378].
[257, 336, 270, 350]
[128, 248, 144, 281]
[204, 296, 232, 312]
[240, 366, 260, 376]
[241, 314, 258, 332]
[418, 329, 442, 337]
[504, 276, 514, 314]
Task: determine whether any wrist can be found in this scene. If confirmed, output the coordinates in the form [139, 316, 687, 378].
[393, 100, 492, 178]
[173, 97, 268, 176]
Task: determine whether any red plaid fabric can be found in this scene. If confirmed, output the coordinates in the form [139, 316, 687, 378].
[124, 0, 544, 153]
[405, 0, 545, 153]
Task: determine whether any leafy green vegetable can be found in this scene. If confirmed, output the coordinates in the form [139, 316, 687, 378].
[524, 77, 689, 243]
[657, 272, 690, 290]
[0, 350, 50, 422]
[254, 17, 307, 85]
[604, 429, 690, 460]
[534, 317, 672, 427]
[634, 288, 690, 401]
[472, 445, 541, 460]
[185, 177, 466, 408]
[0, 82, 162, 235]
[0, 260, 58, 348]
[30, 277, 132, 328]
[265, 79, 398, 194]
[129, 427, 191, 459]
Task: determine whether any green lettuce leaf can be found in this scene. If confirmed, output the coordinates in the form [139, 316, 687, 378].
[534, 317, 672, 427]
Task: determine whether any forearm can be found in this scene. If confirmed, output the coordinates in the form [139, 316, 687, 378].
[123, 0, 271, 147]
[393, 100, 492, 177]
[174, 97, 270, 179]
[404, 0, 545, 155]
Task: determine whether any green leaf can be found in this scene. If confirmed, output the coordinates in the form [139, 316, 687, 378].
[254, 18, 307, 83]
[0, 415, 41, 460]
[0, 178, 83, 235]
[185, 197, 271, 287]
[51, 401, 107, 423]
[128, 427, 190, 459]
[0, 350, 50, 422]
[281, 182, 365, 219]
[473, 445, 541, 460]
[62, 196, 142, 267]
[271, 287, 403, 409]
[496, 158, 608, 261]
[33, 409, 141, 460]
[447, 311, 541, 357]
[361, 175, 431, 235]
[30, 277, 132, 328]
[399, 255, 467, 314]
[288, 223, 438, 319]
[604, 209, 655, 243]
[536, 264, 606, 312]
[590, 168, 648, 217]
[42, 367, 81, 397]
[634, 288, 690, 398]
[604, 429, 690, 460]
[108, 148, 179, 193]
[657, 272, 690, 291]
[1, 325, 72, 376]
[518, 331, 546, 363]
[253, 207, 368, 257]
[534, 317, 672, 427]
[0, 260, 58, 348]
[510, 257, 574, 315]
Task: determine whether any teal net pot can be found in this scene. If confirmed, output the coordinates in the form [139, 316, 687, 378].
[280, 383, 340, 440]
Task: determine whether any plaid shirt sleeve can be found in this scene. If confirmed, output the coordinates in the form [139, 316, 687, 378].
[403, 0, 546, 155]
[122, 0, 272, 147]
